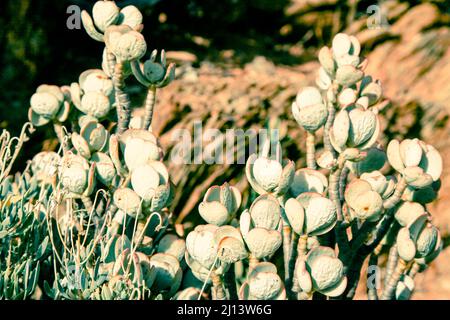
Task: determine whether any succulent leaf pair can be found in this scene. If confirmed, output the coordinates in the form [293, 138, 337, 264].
[198, 183, 242, 226]
[246, 139, 294, 196]
[387, 138, 443, 188]
[239, 262, 286, 300]
[240, 195, 282, 259]
[185, 224, 246, 282]
[81, 1, 143, 42]
[284, 193, 337, 236]
[291, 86, 328, 132]
[132, 50, 176, 88]
[294, 246, 347, 297]
[70, 69, 114, 119]
[28, 85, 70, 126]
[394, 202, 442, 263]
[330, 104, 380, 153]
[58, 152, 96, 198]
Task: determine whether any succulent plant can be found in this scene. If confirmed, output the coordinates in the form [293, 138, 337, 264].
[81, 1, 143, 42]
[0, 2, 445, 302]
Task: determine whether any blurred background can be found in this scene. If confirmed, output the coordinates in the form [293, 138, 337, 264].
[1, 0, 450, 299]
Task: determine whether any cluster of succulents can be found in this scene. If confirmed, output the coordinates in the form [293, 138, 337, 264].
[0, 2, 444, 300]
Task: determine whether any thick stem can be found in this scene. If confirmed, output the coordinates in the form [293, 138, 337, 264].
[298, 234, 309, 258]
[383, 177, 407, 210]
[143, 86, 157, 130]
[329, 164, 350, 262]
[248, 254, 259, 272]
[381, 259, 407, 300]
[306, 131, 316, 169]
[288, 233, 300, 297]
[113, 62, 131, 134]
[223, 265, 238, 300]
[408, 261, 421, 279]
[339, 166, 349, 201]
[211, 272, 226, 300]
[384, 244, 398, 287]
[324, 99, 337, 158]
[106, 49, 116, 77]
[282, 225, 292, 285]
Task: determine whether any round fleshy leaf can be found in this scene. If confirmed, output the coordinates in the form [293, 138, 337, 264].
[91, 152, 116, 186]
[360, 171, 388, 195]
[387, 140, 404, 172]
[143, 61, 165, 83]
[320, 276, 347, 297]
[332, 33, 352, 56]
[290, 169, 328, 197]
[71, 132, 91, 159]
[349, 190, 382, 221]
[118, 5, 143, 30]
[347, 107, 377, 147]
[395, 201, 426, 227]
[248, 271, 283, 300]
[81, 91, 111, 118]
[249, 195, 281, 230]
[124, 138, 160, 171]
[92, 0, 120, 32]
[60, 167, 88, 194]
[113, 188, 141, 216]
[295, 259, 312, 293]
[28, 109, 50, 127]
[186, 225, 219, 269]
[245, 228, 282, 259]
[293, 102, 328, 132]
[344, 179, 373, 206]
[284, 198, 305, 234]
[416, 225, 438, 258]
[198, 201, 229, 226]
[419, 144, 443, 181]
[318, 46, 335, 75]
[131, 164, 161, 200]
[252, 157, 282, 192]
[105, 25, 147, 62]
[336, 65, 363, 86]
[80, 69, 114, 96]
[308, 255, 344, 291]
[330, 110, 350, 152]
[403, 166, 433, 188]
[295, 86, 323, 108]
[304, 197, 337, 235]
[400, 139, 423, 167]
[338, 88, 357, 107]
[397, 228, 416, 262]
[30, 92, 60, 118]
